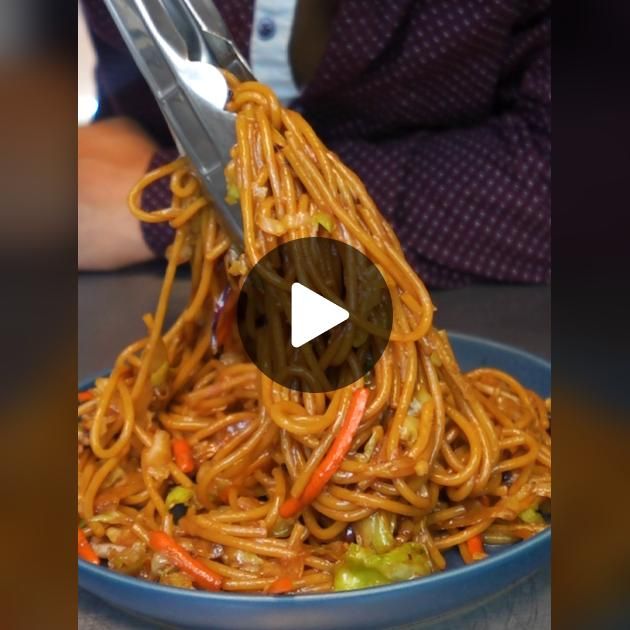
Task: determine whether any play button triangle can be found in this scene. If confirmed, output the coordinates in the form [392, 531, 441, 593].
[290, 282, 349, 348]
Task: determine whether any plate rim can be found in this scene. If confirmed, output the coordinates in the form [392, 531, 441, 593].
[79, 528, 550, 603]
[78, 332, 551, 603]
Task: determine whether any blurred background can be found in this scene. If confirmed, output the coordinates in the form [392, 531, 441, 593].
[0, 1, 76, 628]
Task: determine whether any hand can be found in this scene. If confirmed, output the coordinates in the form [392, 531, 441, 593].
[78, 117, 157, 270]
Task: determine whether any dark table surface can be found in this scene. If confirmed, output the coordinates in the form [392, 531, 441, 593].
[78, 264, 550, 629]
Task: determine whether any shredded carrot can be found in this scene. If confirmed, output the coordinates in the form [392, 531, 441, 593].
[172, 438, 195, 473]
[279, 388, 369, 518]
[466, 534, 486, 561]
[78, 390, 94, 402]
[215, 288, 239, 347]
[266, 576, 294, 594]
[149, 531, 222, 591]
[278, 497, 301, 518]
[78, 528, 100, 565]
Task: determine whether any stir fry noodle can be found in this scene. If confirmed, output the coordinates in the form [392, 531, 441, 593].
[78, 77, 551, 593]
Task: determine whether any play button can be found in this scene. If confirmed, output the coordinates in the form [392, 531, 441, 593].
[236, 237, 393, 393]
[290, 283, 349, 348]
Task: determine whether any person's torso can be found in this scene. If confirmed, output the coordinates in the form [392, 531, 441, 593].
[86, 0, 544, 146]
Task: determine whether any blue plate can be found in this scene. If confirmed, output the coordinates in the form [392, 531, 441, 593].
[79, 333, 550, 629]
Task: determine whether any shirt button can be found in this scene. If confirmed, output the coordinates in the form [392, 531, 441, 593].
[257, 17, 276, 40]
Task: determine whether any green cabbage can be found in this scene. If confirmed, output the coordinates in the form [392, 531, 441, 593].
[225, 182, 240, 205]
[312, 212, 333, 232]
[519, 506, 544, 524]
[165, 486, 194, 510]
[334, 542, 431, 591]
[354, 511, 395, 553]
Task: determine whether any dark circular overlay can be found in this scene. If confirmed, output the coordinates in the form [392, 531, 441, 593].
[236, 237, 393, 393]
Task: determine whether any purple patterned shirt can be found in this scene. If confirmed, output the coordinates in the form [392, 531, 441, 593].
[83, 0, 550, 288]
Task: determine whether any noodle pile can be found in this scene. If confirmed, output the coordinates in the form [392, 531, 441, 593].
[77, 76, 551, 593]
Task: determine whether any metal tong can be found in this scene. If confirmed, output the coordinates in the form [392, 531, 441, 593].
[103, 0, 255, 246]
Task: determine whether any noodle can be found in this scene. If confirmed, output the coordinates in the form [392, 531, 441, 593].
[77, 77, 551, 593]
